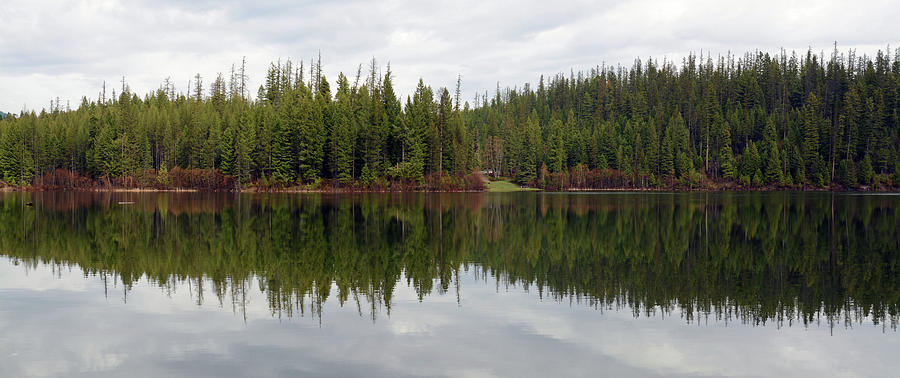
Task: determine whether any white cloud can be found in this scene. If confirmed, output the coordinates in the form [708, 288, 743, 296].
[0, 0, 898, 112]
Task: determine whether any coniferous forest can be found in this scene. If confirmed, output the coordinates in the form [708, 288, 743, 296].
[2, 47, 900, 191]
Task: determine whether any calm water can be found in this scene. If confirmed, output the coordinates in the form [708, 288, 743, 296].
[0, 192, 898, 377]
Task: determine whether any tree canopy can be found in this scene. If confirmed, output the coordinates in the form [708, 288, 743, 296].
[2, 47, 899, 190]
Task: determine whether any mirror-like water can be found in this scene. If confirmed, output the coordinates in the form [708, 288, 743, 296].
[0, 192, 897, 377]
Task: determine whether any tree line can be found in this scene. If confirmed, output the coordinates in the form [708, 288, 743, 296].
[1, 47, 899, 190]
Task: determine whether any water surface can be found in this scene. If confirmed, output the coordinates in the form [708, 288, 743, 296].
[0, 192, 897, 377]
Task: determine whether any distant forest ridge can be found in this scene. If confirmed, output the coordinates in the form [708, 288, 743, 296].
[1, 47, 899, 191]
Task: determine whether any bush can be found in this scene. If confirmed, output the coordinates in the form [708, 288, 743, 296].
[168, 168, 233, 190]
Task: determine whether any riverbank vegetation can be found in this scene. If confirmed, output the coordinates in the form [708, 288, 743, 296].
[1, 47, 899, 191]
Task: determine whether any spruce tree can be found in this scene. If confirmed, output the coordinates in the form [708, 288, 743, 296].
[762, 119, 783, 185]
[517, 113, 540, 184]
[837, 159, 857, 188]
[548, 118, 565, 173]
[859, 155, 875, 186]
[719, 125, 737, 180]
[333, 74, 355, 184]
[801, 93, 822, 184]
[660, 128, 675, 178]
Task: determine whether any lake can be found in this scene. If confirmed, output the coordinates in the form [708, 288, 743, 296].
[0, 192, 897, 377]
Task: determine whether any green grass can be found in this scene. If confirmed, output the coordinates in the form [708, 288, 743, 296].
[486, 180, 540, 192]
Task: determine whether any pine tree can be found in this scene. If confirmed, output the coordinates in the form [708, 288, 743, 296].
[219, 125, 236, 176]
[741, 141, 760, 185]
[382, 68, 403, 168]
[200, 116, 220, 169]
[0, 120, 34, 184]
[801, 93, 822, 184]
[517, 112, 540, 184]
[598, 121, 617, 170]
[273, 89, 300, 183]
[660, 128, 675, 178]
[333, 74, 355, 184]
[670, 112, 691, 179]
[409, 79, 433, 177]
[436, 88, 452, 173]
[645, 120, 659, 179]
[837, 159, 857, 188]
[234, 111, 257, 186]
[548, 118, 565, 173]
[870, 89, 892, 173]
[719, 125, 737, 180]
[859, 154, 875, 186]
[297, 90, 324, 181]
[762, 119, 783, 185]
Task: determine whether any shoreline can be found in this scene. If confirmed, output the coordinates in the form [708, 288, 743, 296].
[2, 185, 895, 194]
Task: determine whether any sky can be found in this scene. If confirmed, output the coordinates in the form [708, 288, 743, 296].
[1, 0, 899, 114]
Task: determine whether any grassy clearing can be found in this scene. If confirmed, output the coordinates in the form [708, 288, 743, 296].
[486, 180, 540, 192]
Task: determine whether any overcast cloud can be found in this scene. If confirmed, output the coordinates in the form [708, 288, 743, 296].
[1, 0, 899, 113]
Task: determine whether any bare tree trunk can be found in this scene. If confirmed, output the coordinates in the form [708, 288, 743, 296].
[705, 126, 709, 172]
[240, 56, 247, 99]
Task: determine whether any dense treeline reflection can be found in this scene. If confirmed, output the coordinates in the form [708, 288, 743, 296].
[0, 192, 897, 328]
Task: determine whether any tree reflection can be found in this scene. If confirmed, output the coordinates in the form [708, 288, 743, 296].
[0, 192, 897, 329]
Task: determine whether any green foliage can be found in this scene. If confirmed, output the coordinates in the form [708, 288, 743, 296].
[219, 125, 236, 176]
[2, 193, 898, 327]
[892, 164, 900, 188]
[760, 118, 783, 185]
[516, 113, 541, 184]
[860, 155, 875, 186]
[838, 159, 857, 188]
[156, 165, 169, 186]
[234, 112, 256, 186]
[0, 119, 35, 185]
[0, 48, 898, 190]
[360, 164, 376, 185]
[741, 141, 761, 185]
[719, 126, 737, 180]
[332, 75, 355, 184]
[660, 128, 675, 178]
[547, 118, 565, 173]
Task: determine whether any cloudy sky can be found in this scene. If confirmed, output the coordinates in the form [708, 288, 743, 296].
[1, 0, 899, 113]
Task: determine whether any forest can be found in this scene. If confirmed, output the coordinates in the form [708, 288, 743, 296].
[1, 47, 899, 191]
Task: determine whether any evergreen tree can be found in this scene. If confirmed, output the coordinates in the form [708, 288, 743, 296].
[719, 125, 737, 180]
[548, 118, 565, 173]
[741, 141, 761, 185]
[234, 111, 257, 186]
[219, 125, 236, 176]
[517, 112, 540, 184]
[333, 73, 355, 183]
[801, 93, 822, 184]
[762, 119, 783, 185]
[1, 48, 898, 191]
[859, 154, 875, 186]
[837, 159, 857, 188]
[660, 127, 675, 178]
